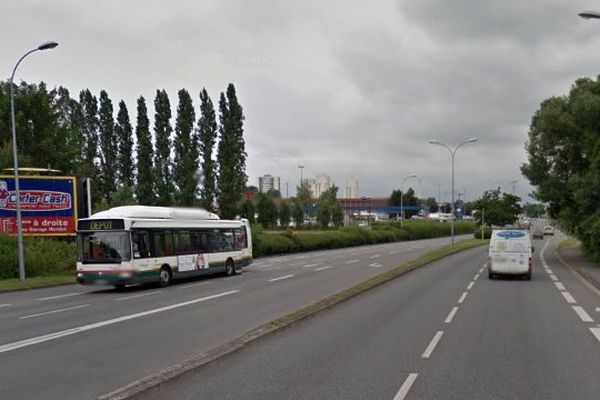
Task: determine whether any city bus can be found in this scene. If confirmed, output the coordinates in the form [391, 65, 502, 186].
[75, 206, 252, 288]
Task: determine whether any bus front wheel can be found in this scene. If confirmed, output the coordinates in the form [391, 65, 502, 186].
[225, 259, 235, 276]
[158, 266, 172, 287]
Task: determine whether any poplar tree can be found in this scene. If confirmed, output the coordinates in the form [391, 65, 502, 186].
[115, 100, 134, 188]
[173, 89, 198, 205]
[153, 90, 174, 205]
[79, 89, 99, 178]
[198, 88, 218, 212]
[98, 90, 117, 201]
[135, 96, 155, 204]
[216, 84, 247, 219]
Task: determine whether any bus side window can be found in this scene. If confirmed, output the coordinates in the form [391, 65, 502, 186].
[132, 230, 151, 258]
[177, 231, 191, 255]
[153, 232, 165, 257]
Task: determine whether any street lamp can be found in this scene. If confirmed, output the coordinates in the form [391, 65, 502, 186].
[428, 137, 477, 245]
[298, 165, 305, 187]
[400, 174, 417, 229]
[10, 41, 59, 280]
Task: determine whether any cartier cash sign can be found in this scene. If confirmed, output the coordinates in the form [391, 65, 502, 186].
[0, 175, 77, 236]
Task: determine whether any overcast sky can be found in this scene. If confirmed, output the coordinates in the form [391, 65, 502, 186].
[3, 0, 600, 203]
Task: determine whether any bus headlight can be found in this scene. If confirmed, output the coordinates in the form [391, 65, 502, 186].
[119, 272, 132, 278]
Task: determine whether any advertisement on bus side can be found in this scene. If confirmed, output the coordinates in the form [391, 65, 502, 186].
[0, 175, 78, 236]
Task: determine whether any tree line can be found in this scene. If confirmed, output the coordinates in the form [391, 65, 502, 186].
[0, 81, 247, 219]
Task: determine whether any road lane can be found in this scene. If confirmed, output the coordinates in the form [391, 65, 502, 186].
[0, 235, 470, 400]
[135, 236, 600, 400]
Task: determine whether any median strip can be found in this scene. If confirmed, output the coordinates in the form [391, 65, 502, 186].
[98, 239, 486, 400]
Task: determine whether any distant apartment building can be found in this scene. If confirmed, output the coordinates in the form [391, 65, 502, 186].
[258, 174, 280, 193]
[309, 173, 331, 198]
[344, 178, 359, 198]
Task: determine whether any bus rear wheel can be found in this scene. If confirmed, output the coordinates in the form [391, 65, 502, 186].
[225, 259, 235, 276]
[158, 266, 172, 287]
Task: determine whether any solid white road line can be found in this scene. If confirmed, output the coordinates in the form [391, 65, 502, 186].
[572, 306, 594, 322]
[554, 282, 566, 291]
[478, 267, 484, 274]
[116, 291, 162, 301]
[19, 304, 90, 320]
[177, 281, 211, 290]
[346, 260, 360, 264]
[422, 331, 444, 358]
[445, 307, 459, 323]
[0, 290, 238, 355]
[393, 373, 418, 400]
[37, 292, 83, 301]
[302, 264, 319, 268]
[268, 274, 294, 282]
[458, 292, 468, 304]
[369, 254, 381, 259]
[314, 266, 332, 271]
[561, 291, 577, 304]
[590, 327, 600, 343]
[467, 282, 474, 290]
[549, 274, 558, 281]
[0, 304, 10, 308]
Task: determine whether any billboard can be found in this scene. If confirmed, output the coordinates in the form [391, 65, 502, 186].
[0, 175, 78, 236]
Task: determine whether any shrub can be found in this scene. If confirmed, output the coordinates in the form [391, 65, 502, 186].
[473, 227, 493, 239]
[0, 235, 76, 279]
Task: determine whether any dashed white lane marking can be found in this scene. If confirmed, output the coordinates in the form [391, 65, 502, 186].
[572, 306, 594, 322]
[467, 282, 474, 290]
[369, 263, 384, 268]
[346, 260, 360, 264]
[389, 251, 399, 255]
[268, 274, 294, 282]
[422, 331, 444, 358]
[554, 282, 566, 291]
[369, 254, 381, 259]
[458, 292, 468, 304]
[302, 264, 319, 268]
[473, 274, 480, 281]
[596, 307, 600, 312]
[0, 290, 238, 355]
[19, 304, 90, 320]
[314, 266, 332, 271]
[445, 307, 459, 323]
[546, 268, 553, 274]
[0, 304, 10, 308]
[561, 291, 576, 304]
[549, 274, 559, 281]
[393, 373, 418, 400]
[590, 327, 600, 343]
[116, 291, 163, 301]
[37, 292, 83, 301]
[177, 281, 211, 290]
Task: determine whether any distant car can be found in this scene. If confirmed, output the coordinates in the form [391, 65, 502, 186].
[532, 230, 544, 240]
[543, 226, 554, 236]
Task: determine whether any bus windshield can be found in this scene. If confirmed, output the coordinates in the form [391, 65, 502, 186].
[78, 231, 131, 263]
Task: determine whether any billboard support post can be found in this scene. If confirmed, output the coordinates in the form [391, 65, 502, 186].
[86, 177, 92, 217]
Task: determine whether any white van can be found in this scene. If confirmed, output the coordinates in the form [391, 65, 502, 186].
[488, 230, 532, 280]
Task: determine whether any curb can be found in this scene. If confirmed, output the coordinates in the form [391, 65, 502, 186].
[555, 248, 600, 297]
[98, 239, 487, 400]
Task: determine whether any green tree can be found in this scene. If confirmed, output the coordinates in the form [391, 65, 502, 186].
[153, 90, 174, 205]
[198, 88, 218, 212]
[422, 197, 438, 212]
[98, 90, 117, 201]
[331, 202, 344, 227]
[256, 193, 278, 228]
[279, 201, 291, 228]
[239, 199, 255, 223]
[135, 96, 155, 204]
[473, 189, 522, 227]
[216, 84, 247, 219]
[291, 198, 305, 228]
[316, 201, 332, 229]
[115, 100, 134, 188]
[522, 203, 546, 218]
[296, 182, 312, 203]
[78, 89, 100, 177]
[173, 89, 198, 206]
[320, 185, 339, 203]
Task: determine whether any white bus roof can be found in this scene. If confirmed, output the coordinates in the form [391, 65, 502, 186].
[88, 206, 220, 220]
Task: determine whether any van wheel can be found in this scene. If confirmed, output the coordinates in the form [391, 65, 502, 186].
[524, 271, 532, 280]
[114, 283, 126, 290]
[225, 259, 235, 276]
[488, 271, 494, 280]
[158, 266, 172, 287]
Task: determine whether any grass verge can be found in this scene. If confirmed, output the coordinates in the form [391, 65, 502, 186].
[102, 238, 487, 400]
[557, 237, 580, 249]
[0, 274, 74, 292]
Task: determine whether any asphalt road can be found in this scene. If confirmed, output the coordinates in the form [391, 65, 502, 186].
[0, 235, 469, 400]
[136, 235, 600, 400]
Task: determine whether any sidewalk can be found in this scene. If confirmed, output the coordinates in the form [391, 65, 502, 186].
[556, 243, 600, 292]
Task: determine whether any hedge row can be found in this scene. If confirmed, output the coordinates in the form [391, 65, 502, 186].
[253, 221, 477, 257]
[0, 235, 76, 279]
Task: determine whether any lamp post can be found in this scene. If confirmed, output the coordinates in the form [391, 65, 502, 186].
[298, 165, 304, 190]
[10, 41, 59, 280]
[428, 137, 477, 245]
[399, 174, 417, 229]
